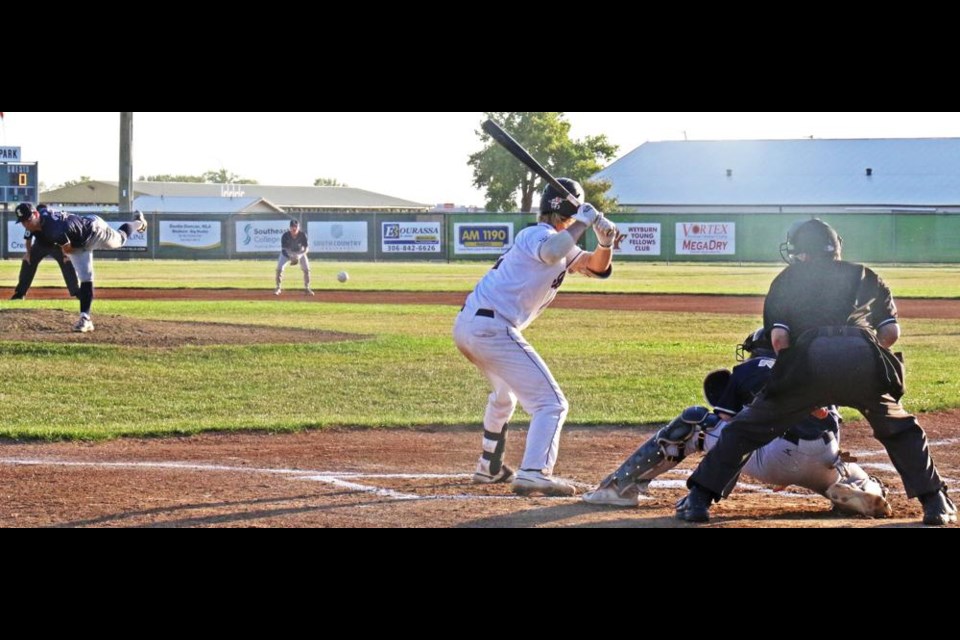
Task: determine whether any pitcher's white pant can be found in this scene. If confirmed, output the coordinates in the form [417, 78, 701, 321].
[70, 216, 129, 282]
[276, 253, 311, 289]
[453, 306, 568, 475]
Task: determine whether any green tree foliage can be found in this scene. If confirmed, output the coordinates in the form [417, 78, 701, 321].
[469, 112, 619, 213]
[57, 176, 92, 188]
[139, 174, 206, 183]
[138, 170, 258, 184]
[314, 177, 348, 187]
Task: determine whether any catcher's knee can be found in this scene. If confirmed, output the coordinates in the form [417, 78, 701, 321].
[659, 406, 721, 460]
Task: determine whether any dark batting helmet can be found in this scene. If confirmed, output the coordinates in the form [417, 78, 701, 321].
[780, 218, 842, 263]
[539, 178, 584, 218]
[737, 327, 774, 361]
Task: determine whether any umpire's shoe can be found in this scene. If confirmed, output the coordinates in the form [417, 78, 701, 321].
[920, 488, 957, 526]
[675, 484, 715, 523]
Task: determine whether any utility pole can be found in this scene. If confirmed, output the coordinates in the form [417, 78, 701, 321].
[119, 112, 133, 213]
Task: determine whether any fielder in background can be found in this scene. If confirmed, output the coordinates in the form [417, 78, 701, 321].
[275, 219, 312, 296]
[582, 329, 891, 518]
[10, 203, 80, 301]
[678, 218, 955, 525]
[14, 203, 146, 333]
[454, 178, 618, 497]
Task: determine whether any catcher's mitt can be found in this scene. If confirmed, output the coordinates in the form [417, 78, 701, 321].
[702, 369, 732, 407]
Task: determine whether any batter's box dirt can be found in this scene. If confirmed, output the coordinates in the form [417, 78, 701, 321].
[0, 309, 366, 348]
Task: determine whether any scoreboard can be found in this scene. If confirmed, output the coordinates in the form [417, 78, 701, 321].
[1, 162, 39, 203]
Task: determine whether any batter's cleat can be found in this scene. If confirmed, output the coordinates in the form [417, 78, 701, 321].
[274, 288, 282, 296]
[582, 482, 641, 507]
[920, 489, 957, 526]
[73, 316, 95, 333]
[305, 288, 315, 296]
[675, 485, 714, 522]
[132, 210, 147, 233]
[511, 469, 577, 497]
[825, 481, 893, 518]
[472, 464, 516, 484]
[10, 293, 24, 300]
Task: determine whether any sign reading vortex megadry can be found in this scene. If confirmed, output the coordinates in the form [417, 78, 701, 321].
[676, 222, 735, 255]
[381, 221, 441, 253]
[159, 221, 222, 249]
[454, 222, 513, 254]
[235, 220, 289, 253]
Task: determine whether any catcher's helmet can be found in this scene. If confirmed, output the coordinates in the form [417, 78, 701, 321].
[539, 178, 584, 218]
[737, 327, 774, 361]
[780, 218, 842, 263]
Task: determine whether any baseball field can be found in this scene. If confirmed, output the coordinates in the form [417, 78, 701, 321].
[2, 260, 959, 527]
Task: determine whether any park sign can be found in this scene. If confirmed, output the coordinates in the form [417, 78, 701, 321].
[0, 147, 21, 161]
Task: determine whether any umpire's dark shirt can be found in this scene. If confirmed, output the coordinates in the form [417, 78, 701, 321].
[763, 260, 898, 338]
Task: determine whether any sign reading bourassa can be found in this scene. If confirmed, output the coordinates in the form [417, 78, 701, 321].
[676, 222, 736, 255]
[0, 147, 21, 161]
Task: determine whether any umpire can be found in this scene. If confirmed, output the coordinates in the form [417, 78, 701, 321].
[678, 218, 955, 525]
[10, 204, 80, 300]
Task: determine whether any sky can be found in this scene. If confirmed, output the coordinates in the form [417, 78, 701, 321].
[2, 112, 960, 207]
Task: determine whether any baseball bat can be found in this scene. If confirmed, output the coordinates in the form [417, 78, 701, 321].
[481, 119, 581, 209]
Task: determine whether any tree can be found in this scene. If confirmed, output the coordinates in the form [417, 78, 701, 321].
[314, 177, 348, 187]
[202, 169, 258, 184]
[469, 112, 619, 213]
[56, 176, 92, 189]
[138, 170, 258, 184]
[139, 174, 206, 183]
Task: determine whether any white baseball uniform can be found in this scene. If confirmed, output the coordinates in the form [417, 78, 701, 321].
[454, 223, 609, 477]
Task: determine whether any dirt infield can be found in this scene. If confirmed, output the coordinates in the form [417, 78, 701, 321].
[1, 413, 958, 527]
[1, 287, 957, 527]
[5, 287, 960, 318]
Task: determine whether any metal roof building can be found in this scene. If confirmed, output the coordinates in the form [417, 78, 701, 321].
[40, 181, 431, 213]
[594, 138, 960, 213]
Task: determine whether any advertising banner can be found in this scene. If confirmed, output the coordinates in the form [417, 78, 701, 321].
[159, 221, 222, 249]
[236, 220, 289, 253]
[676, 222, 735, 255]
[454, 222, 513, 254]
[614, 223, 661, 255]
[381, 221, 441, 253]
[307, 221, 368, 253]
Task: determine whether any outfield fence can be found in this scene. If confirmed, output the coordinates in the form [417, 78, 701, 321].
[3, 210, 958, 263]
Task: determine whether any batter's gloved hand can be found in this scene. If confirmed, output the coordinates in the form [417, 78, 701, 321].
[594, 216, 619, 248]
[572, 203, 600, 227]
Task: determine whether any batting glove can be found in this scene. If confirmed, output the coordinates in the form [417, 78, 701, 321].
[594, 216, 619, 249]
[572, 203, 600, 226]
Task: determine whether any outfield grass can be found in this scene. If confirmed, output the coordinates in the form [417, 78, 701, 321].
[0, 299, 956, 440]
[2, 260, 959, 297]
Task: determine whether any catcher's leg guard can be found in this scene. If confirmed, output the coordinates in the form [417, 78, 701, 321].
[591, 407, 720, 498]
[825, 461, 893, 518]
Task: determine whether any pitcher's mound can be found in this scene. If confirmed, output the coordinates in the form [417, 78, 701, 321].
[0, 309, 364, 348]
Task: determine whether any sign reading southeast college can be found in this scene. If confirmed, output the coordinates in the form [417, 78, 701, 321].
[454, 222, 513, 254]
[235, 220, 289, 253]
[676, 222, 735, 255]
[160, 221, 222, 249]
[6, 221, 27, 253]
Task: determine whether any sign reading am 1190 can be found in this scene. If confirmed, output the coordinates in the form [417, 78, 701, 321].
[1, 162, 39, 203]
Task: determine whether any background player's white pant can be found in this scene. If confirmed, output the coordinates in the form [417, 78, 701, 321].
[453, 305, 568, 475]
[276, 253, 311, 289]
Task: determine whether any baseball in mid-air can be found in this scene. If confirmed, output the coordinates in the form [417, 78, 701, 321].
[337, 271, 349, 283]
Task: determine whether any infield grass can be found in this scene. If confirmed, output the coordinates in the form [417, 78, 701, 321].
[2, 260, 959, 298]
[1, 299, 957, 440]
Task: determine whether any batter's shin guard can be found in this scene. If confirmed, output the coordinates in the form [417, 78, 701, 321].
[480, 424, 510, 475]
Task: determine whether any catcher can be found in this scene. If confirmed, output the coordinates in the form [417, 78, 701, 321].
[582, 328, 892, 518]
[275, 219, 312, 296]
